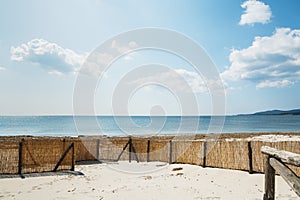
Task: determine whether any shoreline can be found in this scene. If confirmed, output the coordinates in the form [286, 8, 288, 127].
[1, 131, 300, 140]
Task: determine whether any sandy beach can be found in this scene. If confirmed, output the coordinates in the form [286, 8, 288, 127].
[1, 0, 300, 199]
[0, 161, 298, 200]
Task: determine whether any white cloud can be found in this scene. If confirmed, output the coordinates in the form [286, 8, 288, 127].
[239, 0, 272, 25]
[256, 80, 293, 89]
[11, 39, 87, 75]
[131, 69, 213, 93]
[80, 52, 114, 77]
[175, 69, 207, 93]
[222, 28, 300, 89]
[79, 40, 138, 77]
[0, 67, 6, 71]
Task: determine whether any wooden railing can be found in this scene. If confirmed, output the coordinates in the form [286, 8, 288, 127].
[261, 146, 300, 200]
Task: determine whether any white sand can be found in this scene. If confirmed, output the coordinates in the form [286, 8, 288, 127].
[0, 161, 298, 200]
[249, 134, 300, 142]
[225, 134, 300, 142]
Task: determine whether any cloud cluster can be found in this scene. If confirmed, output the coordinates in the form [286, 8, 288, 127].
[222, 28, 300, 88]
[239, 0, 272, 25]
[175, 70, 225, 94]
[129, 68, 225, 94]
[80, 40, 138, 77]
[11, 39, 87, 75]
[174, 69, 208, 93]
[256, 80, 293, 89]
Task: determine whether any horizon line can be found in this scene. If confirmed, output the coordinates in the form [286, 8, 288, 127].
[1, 108, 299, 117]
[0, 114, 235, 117]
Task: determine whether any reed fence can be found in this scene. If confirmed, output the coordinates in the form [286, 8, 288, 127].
[1, 135, 299, 176]
[0, 137, 75, 175]
[61, 137, 300, 176]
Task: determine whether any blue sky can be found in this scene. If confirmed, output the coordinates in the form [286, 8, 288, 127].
[0, 0, 300, 115]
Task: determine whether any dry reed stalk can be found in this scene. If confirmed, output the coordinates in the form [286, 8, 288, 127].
[110, 138, 130, 161]
[148, 140, 169, 162]
[0, 141, 19, 174]
[21, 138, 73, 173]
[206, 140, 249, 171]
[172, 141, 203, 165]
[132, 139, 148, 162]
[75, 139, 97, 161]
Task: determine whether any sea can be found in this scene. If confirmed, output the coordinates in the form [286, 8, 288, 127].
[0, 115, 300, 137]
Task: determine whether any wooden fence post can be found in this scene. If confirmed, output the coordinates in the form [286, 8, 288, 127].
[71, 142, 75, 171]
[169, 140, 173, 164]
[18, 139, 24, 175]
[248, 141, 253, 174]
[269, 157, 300, 197]
[264, 155, 275, 200]
[96, 139, 100, 160]
[129, 137, 132, 163]
[202, 141, 207, 168]
[147, 140, 150, 162]
[262, 146, 300, 197]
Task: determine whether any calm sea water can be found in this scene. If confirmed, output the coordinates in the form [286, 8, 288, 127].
[0, 115, 300, 137]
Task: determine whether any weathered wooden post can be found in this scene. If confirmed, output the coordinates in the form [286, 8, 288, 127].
[262, 146, 300, 198]
[71, 143, 75, 171]
[18, 139, 24, 175]
[202, 141, 207, 168]
[248, 141, 253, 174]
[96, 139, 100, 160]
[147, 140, 150, 162]
[169, 140, 173, 164]
[264, 155, 275, 200]
[129, 137, 132, 163]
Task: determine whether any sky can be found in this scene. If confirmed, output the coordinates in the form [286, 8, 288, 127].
[0, 0, 300, 116]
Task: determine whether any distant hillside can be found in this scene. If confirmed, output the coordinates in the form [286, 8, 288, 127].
[253, 109, 300, 115]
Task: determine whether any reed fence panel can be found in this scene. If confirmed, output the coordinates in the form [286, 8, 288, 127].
[0, 138, 74, 174]
[172, 141, 204, 165]
[206, 140, 249, 171]
[0, 141, 19, 174]
[132, 138, 148, 162]
[21, 139, 73, 173]
[75, 139, 97, 161]
[148, 140, 169, 162]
